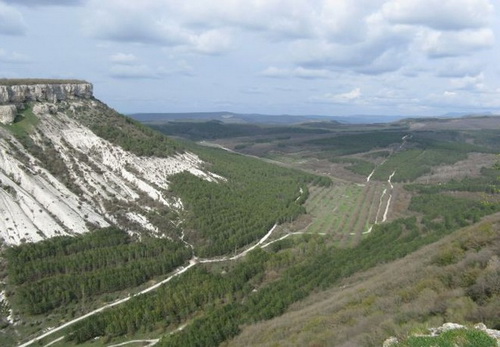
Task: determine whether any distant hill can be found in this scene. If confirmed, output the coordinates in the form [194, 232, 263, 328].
[129, 111, 411, 124]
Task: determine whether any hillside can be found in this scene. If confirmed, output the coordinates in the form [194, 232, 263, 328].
[0, 80, 322, 346]
[0, 80, 499, 347]
[227, 214, 500, 346]
[0, 80, 218, 245]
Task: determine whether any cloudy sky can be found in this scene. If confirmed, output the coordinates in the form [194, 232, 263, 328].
[1, 0, 499, 117]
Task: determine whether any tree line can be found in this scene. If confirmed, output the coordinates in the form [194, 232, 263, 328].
[6, 228, 192, 315]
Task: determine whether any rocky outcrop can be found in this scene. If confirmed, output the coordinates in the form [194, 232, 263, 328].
[0, 105, 17, 124]
[383, 322, 500, 346]
[0, 81, 93, 104]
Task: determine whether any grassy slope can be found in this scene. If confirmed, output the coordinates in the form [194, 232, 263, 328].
[227, 215, 500, 347]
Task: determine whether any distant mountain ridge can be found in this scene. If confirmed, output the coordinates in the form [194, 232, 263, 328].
[130, 111, 499, 125]
[130, 111, 410, 124]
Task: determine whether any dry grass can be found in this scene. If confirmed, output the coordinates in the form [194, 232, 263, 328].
[225, 214, 500, 347]
[415, 153, 498, 184]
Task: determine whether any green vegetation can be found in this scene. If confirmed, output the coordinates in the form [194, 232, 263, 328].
[465, 129, 500, 150]
[410, 194, 498, 230]
[61, 168, 500, 345]
[159, 217, 480, 346]
[307, 131, 406, 156]
[88, 116, 182, 157]
[229, 219, 500, 346]
[4, 111, 500, 347]
[70, 102, 182, 157]
[4, 106, 84, 194]
[331, 157, 375, 176]
[66, 250, 269, 344]
[170, 145, 330, 257]
[364, 150, 391, 158]
[4, 106, 38, 139]
[304, 182, 383, 243]
[150, 120, 329, 141]
[5, 228, 191, 315]
[406, 166, 500, 194]
[373, 136, 492, 182]
[395, 328, 497, 347]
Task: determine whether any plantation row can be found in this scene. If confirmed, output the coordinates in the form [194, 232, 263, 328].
[308, 131, 407, 156]
[406, 166, 500, 194]
[305, 181, 387, 246]
[6, 145, 330, 316]
[309, 130, 494, 183]
[6, 228, 192, 315]
[170, 145, 330, 257]
[67, 252, 269, 343]
[62, 183, 500, 345]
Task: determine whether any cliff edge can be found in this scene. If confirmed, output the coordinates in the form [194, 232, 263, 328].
[0, 79, 93, 124]
[0, 79, 93, 105]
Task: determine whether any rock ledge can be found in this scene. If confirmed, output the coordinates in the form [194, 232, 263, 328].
[0, 79, 93, 105]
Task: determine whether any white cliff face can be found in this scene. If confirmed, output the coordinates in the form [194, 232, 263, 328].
[0, 83, 93, 104]
[0, 99, 224, 246]
[0, 135, 109, 244]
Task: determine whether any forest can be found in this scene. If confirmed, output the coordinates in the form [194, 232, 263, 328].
[150, 120, 328, 141]
[170, 144, 330, 257]
[5, 228, 192, 315]
[63, 169, 500, 345]
[3, 112, 499, 347]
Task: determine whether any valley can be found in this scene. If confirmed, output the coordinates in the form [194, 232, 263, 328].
[0, 81, 499, 347]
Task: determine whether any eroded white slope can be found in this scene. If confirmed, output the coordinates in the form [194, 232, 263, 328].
[0, 137, 109, 244]
[0, 101, 223, 245]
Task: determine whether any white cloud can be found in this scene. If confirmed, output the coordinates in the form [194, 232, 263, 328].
[336, 88, 362, 101]
[314, 88, 362, 104]
[450, 73, 486, 91]
[260, 66, 289, 78]
[261, 66, 331, 79]
[2, 0, 85, 6]
[0, 49, 31, 63]
[187, 29, 233, 55]
[109, 64, 159, 79]
[436, 61, 482, 78]
[82, 0, 497, 73]
[294, 67, 331, 79]
[381, 0, 494, 31]
[0, 2, 27, 35]
[425, 88, 500, 110]
[109, 54, 194, 79]
[109, 53, 138, 65]
[83, 1, 189, 45]
[420, 28, 495, 58]
[174, 0, 315, 40]
[5, 0, 498, 116]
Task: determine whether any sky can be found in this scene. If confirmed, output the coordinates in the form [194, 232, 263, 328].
[1, 0, 499, 118]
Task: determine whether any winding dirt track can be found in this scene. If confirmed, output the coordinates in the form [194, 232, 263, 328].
[18, 225, 278, 347]
[20, 136, 410, 346]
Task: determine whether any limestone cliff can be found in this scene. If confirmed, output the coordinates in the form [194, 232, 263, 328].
[0, 79, 93, 105]
[0, 88, 224, 245]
